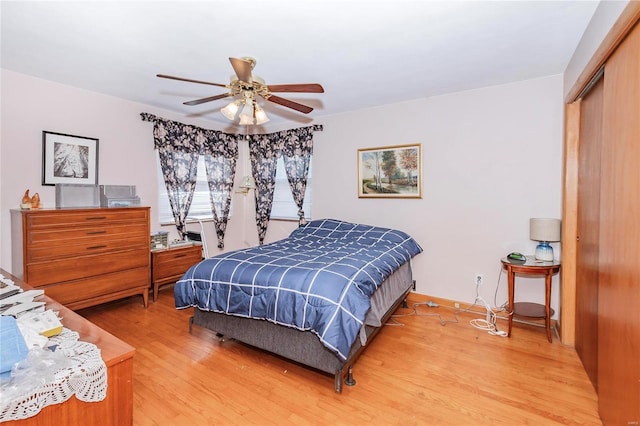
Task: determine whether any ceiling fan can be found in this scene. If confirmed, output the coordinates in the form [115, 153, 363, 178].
[157, 57, 324, 125]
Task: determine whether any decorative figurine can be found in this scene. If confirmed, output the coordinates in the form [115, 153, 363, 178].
[20, 190, 31, 209]
[30, 193, 41, 209]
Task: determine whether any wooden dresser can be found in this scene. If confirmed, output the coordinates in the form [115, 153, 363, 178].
[151, 244, 202, 301]
[0, 268, 135, 426]
[10, 207, 150, 310]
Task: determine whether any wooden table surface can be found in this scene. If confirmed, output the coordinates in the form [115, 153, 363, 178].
[1, 268, 135, 426]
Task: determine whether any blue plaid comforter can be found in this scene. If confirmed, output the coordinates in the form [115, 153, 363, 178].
[174, 219, 422, 360]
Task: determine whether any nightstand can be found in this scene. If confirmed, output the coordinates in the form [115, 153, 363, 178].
[501, 256, 561, 342]
[151, 244, 203, 301]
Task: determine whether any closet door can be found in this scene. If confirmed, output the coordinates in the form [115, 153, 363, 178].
[598, 22, 640, 424]
[575, 76, 603, 390]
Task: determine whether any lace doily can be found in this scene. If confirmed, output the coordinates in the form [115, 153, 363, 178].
[0, 328, 107, 422]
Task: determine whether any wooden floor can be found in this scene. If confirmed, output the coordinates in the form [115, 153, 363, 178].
[77, 290, 601, 426]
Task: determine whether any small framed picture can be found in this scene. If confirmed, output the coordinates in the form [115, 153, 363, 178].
[357, 143, 422, 198]
[42, 131, 99, 186]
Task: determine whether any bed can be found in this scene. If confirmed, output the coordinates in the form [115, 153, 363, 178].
[174, 219, 423, 392]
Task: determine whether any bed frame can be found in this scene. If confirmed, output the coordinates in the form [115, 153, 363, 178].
[188, 262, 413, 393]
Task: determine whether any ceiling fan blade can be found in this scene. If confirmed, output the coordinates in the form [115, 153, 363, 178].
[229, 57, 253, 84]
[183, 93, 233, 106]
[157, 74, 228, 88]
[267, 83, 324, 93]
[266, 95, 314, 114]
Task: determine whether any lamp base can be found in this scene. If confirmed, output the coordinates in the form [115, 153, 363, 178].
[535, 241, 554, 261]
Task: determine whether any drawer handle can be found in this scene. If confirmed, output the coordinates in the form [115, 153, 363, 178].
[86, 244, 107, 250]
[86, 230, 107, 235]
[173, 254, 187, 258]
[86, 216, 107, 220]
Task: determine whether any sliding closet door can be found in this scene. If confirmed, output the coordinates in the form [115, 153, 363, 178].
[575, 76, 603, 391]
[598, 22, 640, 424]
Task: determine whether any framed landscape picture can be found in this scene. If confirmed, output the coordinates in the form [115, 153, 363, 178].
[358, 143, 422, 198]
[42, 131, 99, 186]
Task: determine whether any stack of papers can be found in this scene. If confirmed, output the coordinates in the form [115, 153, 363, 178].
[0, 276, 21, 299]
[1, 289, 46, 317]
[0, 274, 62, 337]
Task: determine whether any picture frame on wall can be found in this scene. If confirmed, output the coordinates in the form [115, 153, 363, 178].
[357, 143, 422, 199]
[42, 131, 99, 186]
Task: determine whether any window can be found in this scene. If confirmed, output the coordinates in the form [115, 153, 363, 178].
[157, 154, 312, 224]
[270, 156, 312, 220]
[157, 155, 226, 224]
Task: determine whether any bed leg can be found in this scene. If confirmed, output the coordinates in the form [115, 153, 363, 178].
[345, 366, 356, 387]
[402, 298, 408, 308]
[334, 373, 342, 393]
[189, 316, 194, 334]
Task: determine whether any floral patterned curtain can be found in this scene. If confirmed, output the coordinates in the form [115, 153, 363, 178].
[201, 135, 238, 249]
[158, 149, 199, 239]
[247, 133, 280, 244]
[282, 125, 321, 225]
[141, 113, 239, 246]
[247, 125, 323, 244]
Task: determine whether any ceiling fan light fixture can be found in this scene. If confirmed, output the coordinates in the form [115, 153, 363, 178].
[159, 57, 323, 122]
[254, 104, 269, 125]
[221, 100, 242, 120]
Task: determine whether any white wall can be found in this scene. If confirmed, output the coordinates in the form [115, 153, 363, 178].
[1, 69, 563, 316]
[0, 70, 273, 269]
[313, 75, 564, 311]
[1, 71, 152, 272]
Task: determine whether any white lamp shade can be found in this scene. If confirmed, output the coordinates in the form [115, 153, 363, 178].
[239, 102, 255, 125]
[221, 100, 241, 120]
[254, 105, 269, 125]
[529, 218, 561, 242]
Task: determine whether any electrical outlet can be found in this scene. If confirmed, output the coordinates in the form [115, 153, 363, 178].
[475, 274, 483, 286]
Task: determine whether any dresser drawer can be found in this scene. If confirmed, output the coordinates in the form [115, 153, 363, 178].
[28, 222, 148, 246]
[44, 267, 150, 308]
[25, 248, 150, 287]
[25, 208, 148, 229]
[27, 233, 148, 262]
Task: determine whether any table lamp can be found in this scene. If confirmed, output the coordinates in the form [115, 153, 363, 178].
[529, 218, 561, 261]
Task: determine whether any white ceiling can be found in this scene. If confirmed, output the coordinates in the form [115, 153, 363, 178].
[1, 1, 599, 128]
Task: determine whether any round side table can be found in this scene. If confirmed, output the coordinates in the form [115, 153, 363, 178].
[501, 256, 561, 342]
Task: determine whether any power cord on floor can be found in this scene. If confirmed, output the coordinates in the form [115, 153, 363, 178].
[391, 301, 462, 326]
[470, 282, 508, 337]
[391, 284, 508, 337]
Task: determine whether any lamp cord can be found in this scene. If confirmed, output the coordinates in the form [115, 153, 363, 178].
[391, 275, 508, 337]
